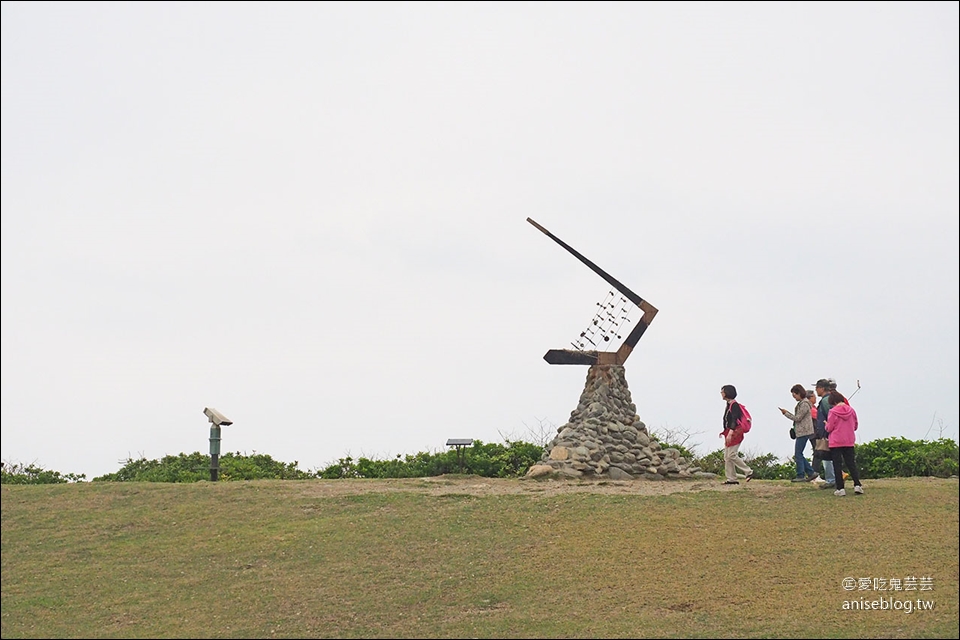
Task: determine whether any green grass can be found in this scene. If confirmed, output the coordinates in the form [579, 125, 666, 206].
[2, 477, 957, 638]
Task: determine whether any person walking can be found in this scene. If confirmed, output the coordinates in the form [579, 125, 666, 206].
[807, 389, 818, 428]
[812, 379, 837, 489]
[807, 389, 826, 481]
[825, 389, 864, 496]
[719, 384, 753, 484]
[779, 384, 818, 482]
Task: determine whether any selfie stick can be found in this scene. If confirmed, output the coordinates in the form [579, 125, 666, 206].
[847, 379, 862, 400]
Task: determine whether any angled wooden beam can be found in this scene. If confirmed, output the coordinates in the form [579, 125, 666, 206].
[527, 217, 643, 306]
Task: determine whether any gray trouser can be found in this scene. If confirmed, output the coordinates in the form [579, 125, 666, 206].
[724, 444, 752, 482]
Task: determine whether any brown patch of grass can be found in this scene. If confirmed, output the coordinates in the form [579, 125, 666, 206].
[1, 477, 957, 638]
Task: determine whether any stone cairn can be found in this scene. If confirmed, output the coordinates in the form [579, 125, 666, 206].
[525, 364, 700, 480]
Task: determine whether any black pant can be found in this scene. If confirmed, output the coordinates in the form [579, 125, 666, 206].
[831, 446, 862, 490]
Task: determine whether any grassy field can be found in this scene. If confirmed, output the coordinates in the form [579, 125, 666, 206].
[1, 476, 957, 638]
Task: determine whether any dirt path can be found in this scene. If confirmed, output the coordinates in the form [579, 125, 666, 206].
[297, 474, 794, 498]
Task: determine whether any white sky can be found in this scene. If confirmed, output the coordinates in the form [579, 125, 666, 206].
[2, 1, 958, 479]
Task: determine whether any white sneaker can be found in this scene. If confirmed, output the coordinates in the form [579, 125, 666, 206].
[854, 485, 864, 495]
[834, 489, 846, 497]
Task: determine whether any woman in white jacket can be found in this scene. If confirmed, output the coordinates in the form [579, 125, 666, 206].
[779, 384, 819, 482]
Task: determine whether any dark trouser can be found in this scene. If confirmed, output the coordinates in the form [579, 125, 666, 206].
[831, 446, 862, 491]
[813, 454, 825, 476]
[812, 434, 828, 476]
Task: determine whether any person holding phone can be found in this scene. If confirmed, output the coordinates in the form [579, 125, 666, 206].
[779, 384, 818, 482]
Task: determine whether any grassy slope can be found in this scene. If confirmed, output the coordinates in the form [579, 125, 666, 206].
[1, 477, 957, 639]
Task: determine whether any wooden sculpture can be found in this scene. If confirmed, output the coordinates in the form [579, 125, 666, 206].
[527, 217, 658, 366]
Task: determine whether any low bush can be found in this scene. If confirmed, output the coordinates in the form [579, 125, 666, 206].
[692, 437, 959, 481]
[6, 437, 956, 484]
[317, 440, 544, 479]
[694, 449, 795, 480]
[0, 462, 86, 484]
[855, 437, 958, 478]
[93, 452, 314, 482]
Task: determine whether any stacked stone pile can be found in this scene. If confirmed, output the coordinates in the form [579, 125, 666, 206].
[525, 364, 700, 480]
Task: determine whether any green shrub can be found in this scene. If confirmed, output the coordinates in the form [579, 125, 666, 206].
[93, 452, 314, 482]
[317, 440, 545, 479]
[1, 462, 86, 484]
[742, 452, 796, 480]
[692, 449, 795, 479]
[694, 449, 726, 476]
[693, 437, 959, 480]
[855, 437, 959, 478]
[219, 452, 314, 480]
[14, 436, 957, 484]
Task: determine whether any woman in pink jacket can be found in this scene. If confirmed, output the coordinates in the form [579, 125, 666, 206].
[825, 390, 864, 496]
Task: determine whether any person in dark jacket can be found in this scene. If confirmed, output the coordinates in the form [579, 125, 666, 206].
[812, 378, 837, 488]
[807, 389, 826, 480]
[719, 384, 753, 484]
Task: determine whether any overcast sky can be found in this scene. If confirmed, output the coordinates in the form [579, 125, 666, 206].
[2, 1, 958, 479]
